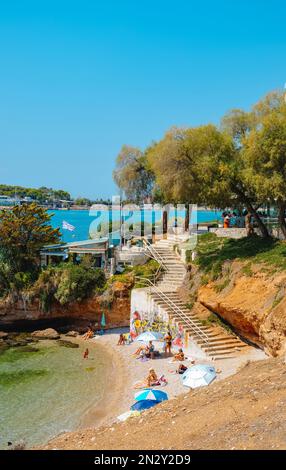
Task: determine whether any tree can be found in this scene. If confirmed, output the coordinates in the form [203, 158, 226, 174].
[74, 197, 92, 206]
[221, 108, 254, 147]
[243, 109, 286, 237]
[147, 124, 270, 237]
[113, 145, 154, 203]
[0, 203, 61, 274]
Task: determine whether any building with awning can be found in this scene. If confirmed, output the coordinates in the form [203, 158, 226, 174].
[40, 238, 111, 269]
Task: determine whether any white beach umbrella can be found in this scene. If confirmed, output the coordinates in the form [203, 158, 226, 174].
[135, 331, 163, 343]
[181, 365, 216, 389]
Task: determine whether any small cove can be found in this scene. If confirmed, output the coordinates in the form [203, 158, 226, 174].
[0, 338, 109, 449]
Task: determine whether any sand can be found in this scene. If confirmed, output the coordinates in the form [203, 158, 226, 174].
[36, 328, 268, 449]
[61, 328, 267, 433]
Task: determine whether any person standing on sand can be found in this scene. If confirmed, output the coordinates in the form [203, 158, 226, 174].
[83, 348, 89, 359]
[117, 333, 126, 345]
[164, 331, 173, 357]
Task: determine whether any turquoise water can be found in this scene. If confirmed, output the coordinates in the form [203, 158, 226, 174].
[49, 209, 222, 243]
[0, 340, 108, 449]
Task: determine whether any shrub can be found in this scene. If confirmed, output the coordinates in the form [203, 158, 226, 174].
[32, 263, 106, 309]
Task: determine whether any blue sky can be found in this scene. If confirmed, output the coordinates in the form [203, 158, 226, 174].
[0, 0, 286, 199]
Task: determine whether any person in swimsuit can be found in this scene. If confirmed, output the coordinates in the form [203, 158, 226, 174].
[164, 331, 173, 357]
[176, 364, 188, 374]
[146, 368, 158, 387]
[83, 348, 89, 359]
[83, 327, 93, 340]
[173, 348, 185, 361]
[117, 333, 126, 345]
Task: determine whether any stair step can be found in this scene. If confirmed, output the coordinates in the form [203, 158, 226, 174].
[205, 348, 241, 356]
[196, 337, 242, 345]
[204, 344, 245, 352]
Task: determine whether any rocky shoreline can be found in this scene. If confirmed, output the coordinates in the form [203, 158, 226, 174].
[0, 328, 81, 352]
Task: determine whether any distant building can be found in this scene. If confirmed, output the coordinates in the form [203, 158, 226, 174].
[40, 238, 111, 270]
[0, 195, 20, 206]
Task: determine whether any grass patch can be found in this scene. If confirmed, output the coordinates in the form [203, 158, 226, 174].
[195, 233, 286, 277]
[200, 313, 234, 335]
[241, 263, 253, 277]
[110, 260, 161, 288]
[214, 277, 231, 293]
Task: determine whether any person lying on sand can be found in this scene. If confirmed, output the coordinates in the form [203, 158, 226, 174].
[172, 348, 185, 362]
[133, 369, 168, 389]
[83, 327, 93, 340]
[176, 363, 188, 374]
[133, 345, 148, 357]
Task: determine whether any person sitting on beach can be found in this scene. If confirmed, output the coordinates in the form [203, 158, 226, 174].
[146, 341, 155, 358]
[117, 333, 126, 346]
[83, 327, 93, 340]
[146, 368, 158, 387]
[133, 370, 167, 389]
[176, 364, 188, 375]
[173, 348, 185, 362]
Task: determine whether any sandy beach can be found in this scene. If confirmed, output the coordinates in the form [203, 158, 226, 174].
[40, 327, 267, 449]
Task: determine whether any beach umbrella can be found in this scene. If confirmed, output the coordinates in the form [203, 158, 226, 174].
[100, 312, 106, 328]
[181, 365, 216, 389]
[135, 331, 163, 343]
[134, 389, 168, 403]
[130, 400, 159, 412]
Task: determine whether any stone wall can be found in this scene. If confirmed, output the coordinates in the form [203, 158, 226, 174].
[209, 228, 249, 239]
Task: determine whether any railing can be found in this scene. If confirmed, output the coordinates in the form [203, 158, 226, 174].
[142, 238, 169, 272]
[135, 276, 209, 348]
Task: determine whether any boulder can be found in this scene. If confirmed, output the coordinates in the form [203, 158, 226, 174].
[65, 331, 79, 337]
[57, 339, 79, 348]
[0, 331, 8, 339]
[31, 328, 60, 340]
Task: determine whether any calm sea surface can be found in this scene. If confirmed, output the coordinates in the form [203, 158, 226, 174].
[0, 340, 108, 449]
[49, 209, 222, 243]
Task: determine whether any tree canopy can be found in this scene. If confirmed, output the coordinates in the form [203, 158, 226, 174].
[0, 203, 61, 274]
[113, 89, 286, 239]
[113, 145, 154, 203]
[0, 184, 71, 203]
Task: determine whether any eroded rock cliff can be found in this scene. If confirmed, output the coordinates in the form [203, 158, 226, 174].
[197, 261, 286, 356]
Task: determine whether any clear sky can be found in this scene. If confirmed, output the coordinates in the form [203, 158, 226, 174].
[0, 0, 286, 199]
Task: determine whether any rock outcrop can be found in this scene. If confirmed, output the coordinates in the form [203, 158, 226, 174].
[31, 328, 60, 340]
[197, 262, 286, 356]
[0, 282, 131, 330]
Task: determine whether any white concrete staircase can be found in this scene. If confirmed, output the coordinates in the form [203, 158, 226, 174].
[143, 238, 249, 361]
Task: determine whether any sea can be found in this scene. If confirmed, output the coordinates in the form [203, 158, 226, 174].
[49, 208, 222, 243]
[0, 208, 221, 448]
[0, 339, 109, 449]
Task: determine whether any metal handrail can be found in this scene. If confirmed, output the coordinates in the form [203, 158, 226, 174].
[135, 276, 209, 347]
[142, 238, 169, 272]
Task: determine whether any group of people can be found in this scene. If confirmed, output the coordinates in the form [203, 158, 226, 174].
[134, 346, 190, 389]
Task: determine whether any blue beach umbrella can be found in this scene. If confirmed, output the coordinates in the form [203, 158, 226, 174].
[135, 331, 163, 343]
[181, 365, 216, 389]
[130, 400, 159, 412]
[101, 312, 106, 328]
[134, 389, 168, 403]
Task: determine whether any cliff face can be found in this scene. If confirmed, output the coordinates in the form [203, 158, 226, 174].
[0, 281, 130, 330]
[197, 261, 286, 356]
